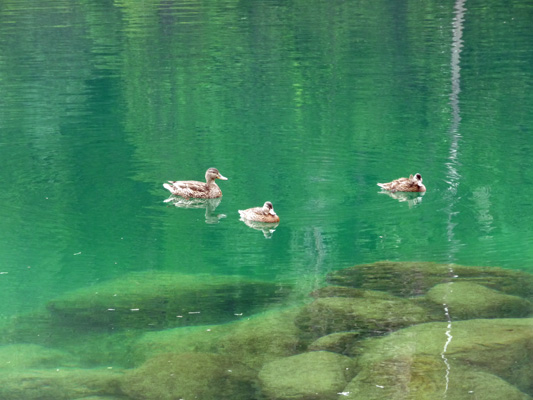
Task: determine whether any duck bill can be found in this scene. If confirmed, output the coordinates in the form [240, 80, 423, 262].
[218, 174, 228, 180]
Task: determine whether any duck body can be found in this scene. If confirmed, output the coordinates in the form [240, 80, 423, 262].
[238, 201, 280, 223]
[377, 173, 426, 192]
[163, 168, 228, 199]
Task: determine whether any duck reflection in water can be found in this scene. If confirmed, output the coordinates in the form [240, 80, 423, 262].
[379, 190, 425, 208]
[240, 219, 279, 238]
[238, 201, 280, 238]
[164, 197, 226, 224]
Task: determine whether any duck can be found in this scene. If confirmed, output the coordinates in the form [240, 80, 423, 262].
[238, 201, 280, 223]
[377, 173, 426, 192]
[163, 167, 228, 199]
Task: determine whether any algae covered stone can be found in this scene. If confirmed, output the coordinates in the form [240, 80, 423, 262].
[0, 344, 75, 370]
[47, 272, 291, 330]
[351, 318, 533, 397]
[217, 307, 303, 368]
[121, 352, 256, 400]
[295, 294, 433, 338]
[342, 357, 532, 400]
[258, 351, 355, 400]
[425, 282, 532, 319]
[307, 332, 361, 355]
[327, 261, 533, 298]
[0, 368, 123, 400]
[133, 308, 302, 369]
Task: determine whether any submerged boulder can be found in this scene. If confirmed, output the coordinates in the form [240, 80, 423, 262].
[121, 352, 256, 400]
[217, 307, 303, 369]
[0, 344, 75, 370]
[0, 368, 123, 400]
[326, 261, 533, 299]
[425, 282, 532, 319]
[307, 332, 361, 355]
[295, 292, 434, 339]
[47, 272, 291, 330]
[258, 351, 355, 400]
[132, 308, 302, 369]
[343, 357, 532, 400]
[348, 318, 533, 398]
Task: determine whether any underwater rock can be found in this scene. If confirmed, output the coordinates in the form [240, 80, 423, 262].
[307, 332, 361, 355]
[310, 286, 400, 299]
[132, 324, 224, 364]
[0, 343, 75, 370]
[295, 295, 433, 339]
[46, 272, 291, 330]
[326, 261, 533, 299]
[258, 351, 355, 400]
[121, 352, 256, 400]
[217, 307, 303, 369]
[0, 368, 124, 400]
[133, 308, 302, 369]
[426, 282, 532, 319]
[342, 356, 532, 400]
[350, 318, 533, 397]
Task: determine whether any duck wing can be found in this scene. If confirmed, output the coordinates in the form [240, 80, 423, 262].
[164, 180, 209, 198]
[239, 207, 279, 223]
[377, 177, 410, 192]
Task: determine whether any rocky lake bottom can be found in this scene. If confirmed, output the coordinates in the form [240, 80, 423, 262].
[1, 261, 533, 400]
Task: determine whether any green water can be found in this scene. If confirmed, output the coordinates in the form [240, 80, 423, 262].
[0, 0, 533, 397]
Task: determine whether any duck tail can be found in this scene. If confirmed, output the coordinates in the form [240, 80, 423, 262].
[163, 183, 174, 192]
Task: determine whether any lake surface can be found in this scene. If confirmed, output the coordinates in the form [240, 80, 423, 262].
[0, 0, 532, 398]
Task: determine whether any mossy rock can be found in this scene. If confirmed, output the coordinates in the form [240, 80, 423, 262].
[0, 313, 147, 368]
[307, 332, 361, 355]
[295, 295, 434, 339]
[354, 318, 533, 396]
[0, 368, 124, 400]
[132, 324, 224, 365]
[121, 352, 256, 400]
[0, 344, 76, 370]
[326, 261, 533, 298]
[258, 351, 355, 400]
[133, 308, 303, 369]
[310, 286, 400, 299]
[343, 356, 532, 400]
[425, 282, 532, 319]
[217, 307, 303, 369]
[74, 397, 128, 400]
[47, 272, 291, 330]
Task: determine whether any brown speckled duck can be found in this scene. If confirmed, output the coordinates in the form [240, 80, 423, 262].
[238, 201, 280, 223]
[163, 168, 228, 199]
[377, 173, 426, 192]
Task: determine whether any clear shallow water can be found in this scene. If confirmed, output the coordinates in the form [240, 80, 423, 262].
[0, 0, 533, 397]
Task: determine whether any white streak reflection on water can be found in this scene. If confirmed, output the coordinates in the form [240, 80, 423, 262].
[441, 0, 467, 396]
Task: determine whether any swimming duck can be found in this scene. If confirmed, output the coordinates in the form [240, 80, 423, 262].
[377, 173, 426, 192]
[163, 168, 228, 199]
[238, 201, 280, 223]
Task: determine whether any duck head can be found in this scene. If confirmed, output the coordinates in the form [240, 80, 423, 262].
[412, 173, 426, 191]
[206, 168, 228, 183]
[263, 201, 277, 216]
